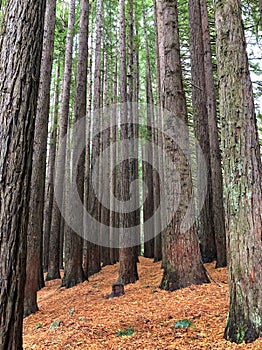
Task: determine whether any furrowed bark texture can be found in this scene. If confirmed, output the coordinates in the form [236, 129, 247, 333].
[160, 0, 209, 291]
[215, 0, 262, 343]
[24, 0, 57, 317]
[0, 0, 46, 348]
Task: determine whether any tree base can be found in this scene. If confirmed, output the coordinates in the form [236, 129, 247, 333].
[160, 267, 209, 291]
[61, 270, 87, 289]
[45, 269, 61, 282]
[224, 317, 262, 344]
[23, 302, 39, 318]
[215, 260, 227, 269]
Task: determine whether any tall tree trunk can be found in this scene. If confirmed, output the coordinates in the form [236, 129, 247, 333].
[131, 10, 141, 261]
[200, 0, 226, 268]
[99, 49, 107, 265]
[118, 0, 138, 285]
[24, 0, 57, 317]
[62, 0, 88, 288]
[155, 0, 167, 268]
[142, 2, 155, 259]
[215, 0, 262, 343]
[83, 14, 94, 275]
[160, 0, 209, 291]
[100, 51, 112, 267]
[188, 0, 216, 263]
[0, 0, 46, 348]
[128, 0, 140, 262]
[153, 0, 162, 263]
[46, 0, 76, 281]
[109, 58, 119, 265]
[153, 0, 161, 109]
[43, 59, 61, 272]
[87, 0, 103, 277]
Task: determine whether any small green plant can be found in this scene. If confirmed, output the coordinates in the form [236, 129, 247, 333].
[236, 327, 247, 344]
[79, 317, 85, 321]
[50, 320, 62, 330]
[35, 323, 43, 329]
[175, 319, 193, 329]
[116, 325, 136, 337]
[68, 308, 75, 316]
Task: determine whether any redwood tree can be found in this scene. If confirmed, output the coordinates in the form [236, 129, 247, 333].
[43, 59, 61, 272]
[160, 0, 209, 291]
[24, 0, 57, 317]
[188, 0, 216, 264]
[215, 0, 262, 343]
[200, 0, 226, 268]
[87, 0, 103, 277]
[118, 0, 138, 285]
[0, 0, 46, 348]
[62, 0, 88, 288]
[46, 0, 76, 281]
[142, 2, 155, 259]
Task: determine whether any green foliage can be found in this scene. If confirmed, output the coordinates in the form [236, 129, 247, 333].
[139, 124, 152, 142]
[174, 319, 194, 329]
[116, 325, 136, 337]
[68, 308, 75, 316]
[35, 323, 43, 329]
[54, 0, 68, 59]
[236, 326, 248, 344]
[49, 319, 62, 330]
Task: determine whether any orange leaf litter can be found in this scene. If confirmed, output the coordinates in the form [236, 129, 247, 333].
[23, 257, 262, 349]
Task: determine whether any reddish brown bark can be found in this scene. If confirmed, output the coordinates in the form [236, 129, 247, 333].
[160, 0, 209, 291]
[188, 0, 216, 264]
[46, 0, 76, 282]
[215, 0, 262, 343]
[24, 0, 57, 317]
[0, 0, 46, 347]
[118, 0, 138, 285]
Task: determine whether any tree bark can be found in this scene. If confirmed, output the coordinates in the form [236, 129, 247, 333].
[153, 0, 163, 263]
[118, 0, 138, 285]
[43, 59, 61, 272]
[155, 0, 167, 268]
[100, 51, 112, 267]
[0, 0, 46, 348]
[160, 0, 209, 291]
[83, 16, 94, 275]
[24, 0, 57, 317]
[215, 0, 262, 343]
[62, 0, 88, 289]
[87, 0, 103, 277]
[188, 0, 216, 263]
[142, 2, 155, 259]
[46, 0, 76, 281]
[109, 58, 119, 265]
[156, 0, 165, 92]
[200, 0, 226, 268]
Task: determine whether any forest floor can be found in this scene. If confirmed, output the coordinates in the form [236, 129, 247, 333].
[23, 257, 262, 349]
